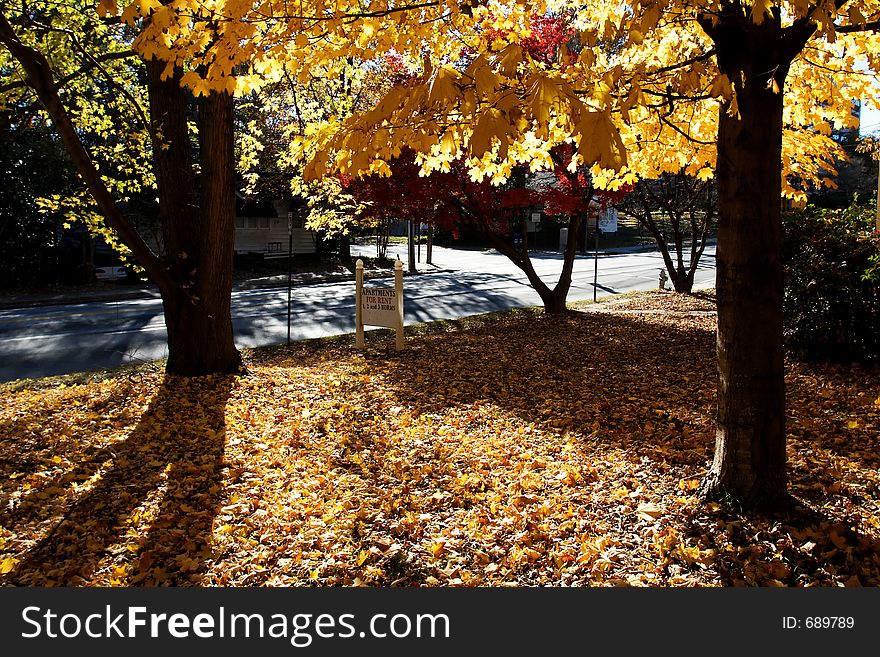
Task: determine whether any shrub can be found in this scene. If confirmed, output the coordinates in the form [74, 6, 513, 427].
[782, 201, 880, 362]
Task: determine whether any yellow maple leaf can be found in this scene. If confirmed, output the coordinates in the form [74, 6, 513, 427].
[750, 0, 774, 25]
[576, 111, 627, 171]
[469, 108, 509, 160]
[96, 0, 118, 16]
[709, 73, 733, 100]
[1, 557, 20, 574]
[427, 67, 462, 111]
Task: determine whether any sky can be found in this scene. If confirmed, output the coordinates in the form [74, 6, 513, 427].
[861, 102, 880, 137]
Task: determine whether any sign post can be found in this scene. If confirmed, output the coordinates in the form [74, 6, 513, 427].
[356, 259, 405, 350]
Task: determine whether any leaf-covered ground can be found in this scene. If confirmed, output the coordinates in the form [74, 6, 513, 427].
[1, 291, 879, 587]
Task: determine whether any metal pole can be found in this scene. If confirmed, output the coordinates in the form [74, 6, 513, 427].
[287, 211, 293, 346]
[593, 222, 599, 302]
[407, 219, 416, 273]
[875, 156, 879, 233]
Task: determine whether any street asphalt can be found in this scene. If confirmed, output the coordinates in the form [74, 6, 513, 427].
[0, 244, 716, 381]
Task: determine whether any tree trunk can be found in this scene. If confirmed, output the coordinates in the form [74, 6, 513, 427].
[701, 20, 791, 509]
[633, 181, 712, 294]
[187, 90, 240, 375]
[487, 219, 577, 315]
[639, 209, 694, 293]
[147, 63, 241, 375]
[550, 215, 583, 310]
[339, 232, 353, 270]
[407, 219, 416, 273]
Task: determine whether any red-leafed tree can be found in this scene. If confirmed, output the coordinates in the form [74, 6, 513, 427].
[439, 147, 600, 314]
[452, 148, 629, 313]
[343, 151, 441, 264]
[484, 12, 576, 66]
[350, 146, 623, 314]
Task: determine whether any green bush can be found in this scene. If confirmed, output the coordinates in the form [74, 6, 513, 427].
[782, 202, 880, 362]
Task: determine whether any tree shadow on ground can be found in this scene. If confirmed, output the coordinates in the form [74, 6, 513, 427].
[678, 503, 880, 586]
[378, 309, 718, 464]
[361, 308, 880, 585]
[2, 375, 232, 586]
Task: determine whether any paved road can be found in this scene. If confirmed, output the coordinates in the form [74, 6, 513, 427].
[0, 245, 715, 381]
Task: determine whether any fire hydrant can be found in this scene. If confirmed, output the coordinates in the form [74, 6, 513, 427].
[658, 269, 668, 291]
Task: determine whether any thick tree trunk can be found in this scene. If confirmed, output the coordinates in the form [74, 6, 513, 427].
[186, 90, 240, 375]
[407, 219, 416, 272]
[549, 215, 583, 311]
[147, 63, 241, 375]
[426, 224, 433, 264]
[701, 19, 792, 509]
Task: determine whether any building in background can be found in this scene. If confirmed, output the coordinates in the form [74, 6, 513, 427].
[234, 196, 316, 257]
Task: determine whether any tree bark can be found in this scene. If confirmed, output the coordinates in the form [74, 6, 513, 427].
[146, 64, 241, 375]
[700, 14, 793, 509]
[426, 224, 433, 264]
[407, 219, 416, 272]
[188, 90, 240, 374]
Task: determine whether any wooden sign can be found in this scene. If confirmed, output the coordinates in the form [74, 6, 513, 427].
[355, 259, 404, 350]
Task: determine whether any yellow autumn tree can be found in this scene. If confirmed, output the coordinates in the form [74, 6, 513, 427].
[6, 0, 879, 508]
[1, 0, 487, 374]
[1, 1, 247, 375]
[291, 1, 880, 511]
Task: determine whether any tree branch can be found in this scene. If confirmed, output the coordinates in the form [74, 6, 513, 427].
[0, 49, 135, 95]
[648, 49, 717, 76]
[0, 11, 174, 293]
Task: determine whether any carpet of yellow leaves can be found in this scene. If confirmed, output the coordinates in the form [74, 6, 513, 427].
[1, 291, 878, 587]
